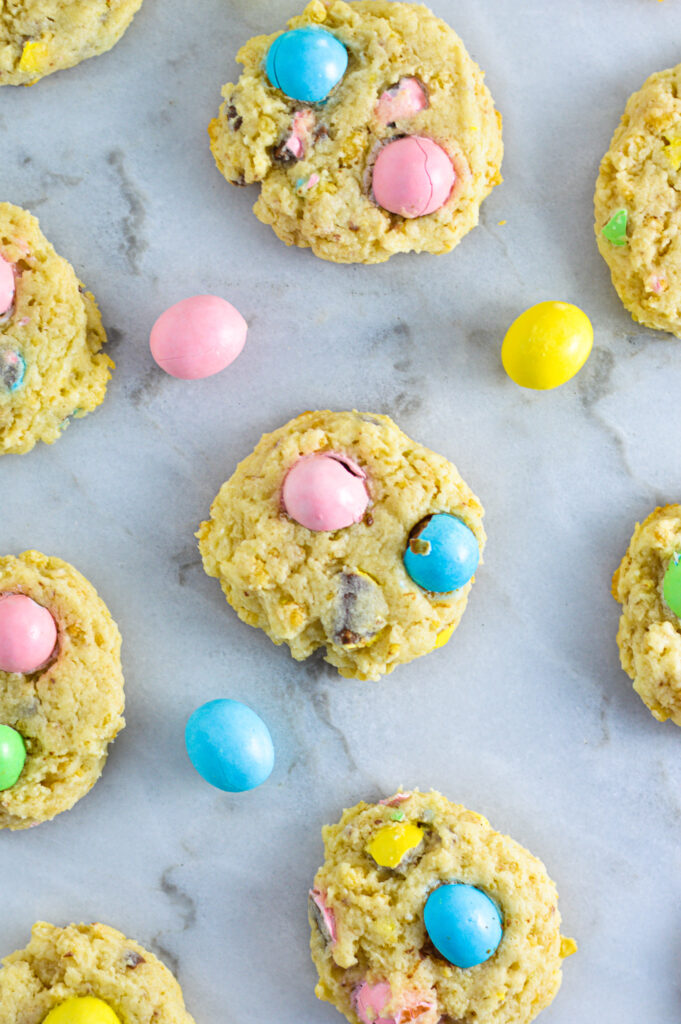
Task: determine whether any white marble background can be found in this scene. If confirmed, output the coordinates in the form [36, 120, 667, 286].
[1, 0, 680, 1021]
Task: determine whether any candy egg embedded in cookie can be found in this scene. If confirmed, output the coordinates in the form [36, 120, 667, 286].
[372, 136, 456, 218]
[42, 997, 122, 1024]
[265, 27, 348, 103]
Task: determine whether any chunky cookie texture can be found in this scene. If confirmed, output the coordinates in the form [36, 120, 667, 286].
[197, 410, 485, 681]
[0, 203, 112, 455]
[209, 0, 503, 264]
[0, 551, 124, 830]
[0, 922, 196, 1023]
[613, 505, 681, 725]
[310, 790, 575, 1024]
[595, 63, 681, 337]
[0, 0, 144, 85]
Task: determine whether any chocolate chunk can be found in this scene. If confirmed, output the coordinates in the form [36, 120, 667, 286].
[124, 950, 146, 968]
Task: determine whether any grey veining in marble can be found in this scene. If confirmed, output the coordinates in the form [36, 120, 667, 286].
[1, 1, 681, 1022]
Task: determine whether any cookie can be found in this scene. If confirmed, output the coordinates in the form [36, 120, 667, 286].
[209, 0, 503, 264]
[594, 64, 681, 337]
[0, 921, 196, 1023]
[197, 410, 485, 681]
[0, 1, 144, 86]
[612, 504, 681, 725]
[0, 203, 112, 455]
[309, 790, 575, 1024]
[0, 551, 124, 830]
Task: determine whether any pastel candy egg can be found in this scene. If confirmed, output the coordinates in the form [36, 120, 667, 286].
[185, 698, 274, 793]
[424, 883, 503, 969]
[663, 554, 681, 617]
[354, 982, 394, 1024]
[403, 513, 479, 593]
[0, 254, 14, 315]
[0, 593, 57, 674]
[366, 822, 424, 869]
[150, 295, 247, 380]
[372, 136, 455, 218]
[42, 997, 122, 1024]
[282, 453, 369, 531]
[0, 349, 25, 392]
[0, 724, 26, 790]
[502, 301, 593, 390]
[265, 27, 348, 103]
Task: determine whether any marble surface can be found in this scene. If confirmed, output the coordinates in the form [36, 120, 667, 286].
[1, 0, 681, 1021]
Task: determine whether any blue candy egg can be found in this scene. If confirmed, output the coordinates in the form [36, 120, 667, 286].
[424, 884, 503, 969]
[265, 27, 348, 103]
[403, 513, 479, 593]
[185, 698, 274, 793]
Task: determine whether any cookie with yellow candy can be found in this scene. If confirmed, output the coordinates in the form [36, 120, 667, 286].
[0, 922, 196, 1023]
[595, 63, 681, 337]
[310, 790, 575, 1024]
[0, 1, 144, 85]
[198, 410, 485, 681]
[0, 203, 112, 455]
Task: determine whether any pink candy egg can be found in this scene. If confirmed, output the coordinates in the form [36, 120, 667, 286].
[150, 295, 247, 380]
[0, 255, 15, 315]
[354, 982, 395, 1024]
[372, 136, 455, 218]
[0, 594, 57, 674]
[282, 453, 369, 532]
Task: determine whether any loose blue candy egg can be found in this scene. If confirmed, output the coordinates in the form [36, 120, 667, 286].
[403, 513, 479, 593]
[424, 884, 503, 969]
[185, 698, 274, 793]
[265, 27, 348, 103]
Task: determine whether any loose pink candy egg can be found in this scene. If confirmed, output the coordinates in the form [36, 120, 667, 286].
[372, 136, 455, 218]
[150, 295, 247, 380]
[0, 255, 15, 315]
[282, 453, 369, 532]
[0, 594, 57, 674]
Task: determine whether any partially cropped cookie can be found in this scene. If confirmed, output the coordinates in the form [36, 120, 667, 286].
[198, 411, 485, 681]
[612, 505, 681, 725]
[0, 921, 196, 1023]
[0, 551, 124, 829]
[0, 1, 144, 86]
[0, 203, 112, 455]
[595, 64, 681, 337]
[310, 790, 575, 1024]
[209, 1, 503, 264]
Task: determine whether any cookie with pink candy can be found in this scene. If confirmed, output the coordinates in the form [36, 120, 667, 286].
[0, 550, 124, 830]
[209, 1, 503, 263]
[310, 790, 576, 1024]
[198, 410, 485, 681]
[0, 202, 113, 456]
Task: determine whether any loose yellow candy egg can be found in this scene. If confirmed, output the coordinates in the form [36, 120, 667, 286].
[366, 822, 424, 868]
[43, 997, 121, 1024]
[501, 301, 593, 390]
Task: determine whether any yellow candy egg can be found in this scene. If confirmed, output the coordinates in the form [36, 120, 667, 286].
[501, 301, 593, 390]
[366, 822, 424, 868]
[433, 623, 455, 650]
[43, 997, 121, 1024]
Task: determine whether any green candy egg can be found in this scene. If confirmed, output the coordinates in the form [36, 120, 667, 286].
[663, 554, 681, 618]
[0, 724, 26, 790]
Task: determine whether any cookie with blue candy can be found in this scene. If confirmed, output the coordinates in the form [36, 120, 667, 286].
[0, 202, 112, 455]
[310, 790, 576, 1024]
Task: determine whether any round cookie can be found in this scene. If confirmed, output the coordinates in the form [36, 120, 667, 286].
[197, 410, 485, 681]
[209, 0, 503, 264]
[0, 1, 144, 86]
[0, 921, 196, 1023]
[309, 790, 575, 1024]
[0, 550, 124, 829]
[612, 504, 681, 725]
[595, 63, 681, 337]
[0, 203, 112, 455]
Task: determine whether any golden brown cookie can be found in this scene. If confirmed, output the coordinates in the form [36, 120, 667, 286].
[209, 0, 502, 264]
[310, 790, 575, 1024]
[0, 922, 196, 1023]
[0, 551, 124, 829]
[0, 1, 144, 85]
